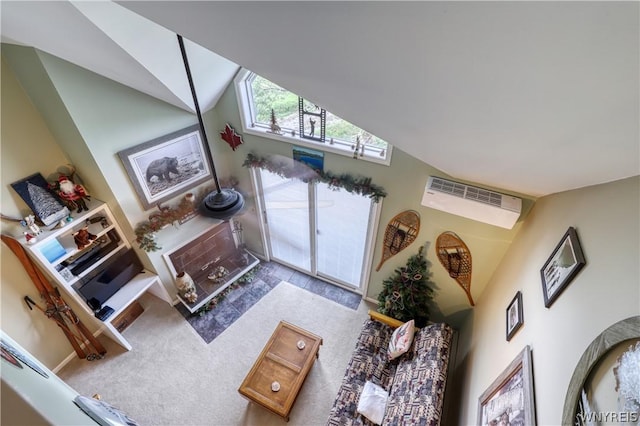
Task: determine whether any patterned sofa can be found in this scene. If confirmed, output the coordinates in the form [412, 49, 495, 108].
[327, 311, 454, 426]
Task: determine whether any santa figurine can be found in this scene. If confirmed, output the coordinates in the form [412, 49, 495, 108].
[57, 175, 90, 213]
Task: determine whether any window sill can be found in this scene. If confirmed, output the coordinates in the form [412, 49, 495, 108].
[241, 126, 392, 166]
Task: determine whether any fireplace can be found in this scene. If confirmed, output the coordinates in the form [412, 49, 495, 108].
[162, 221, 259, 313]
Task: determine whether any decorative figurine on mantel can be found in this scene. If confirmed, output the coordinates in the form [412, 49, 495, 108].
[175, 271, 198, 303]
[207, 266, 229, 283]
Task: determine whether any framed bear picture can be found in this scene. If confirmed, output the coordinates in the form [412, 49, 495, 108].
[118, 125, 212, 210]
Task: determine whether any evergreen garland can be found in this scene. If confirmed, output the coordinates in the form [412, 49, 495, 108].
[242, 153, 387, 202]
[134, 185, 214, 251]
[377, 245, 436, 327]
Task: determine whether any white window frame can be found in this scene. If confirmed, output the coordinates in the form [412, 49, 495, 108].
[234, 68, 393, 166]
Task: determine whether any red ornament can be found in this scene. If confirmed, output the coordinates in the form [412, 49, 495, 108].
[220, 123, 243, 151]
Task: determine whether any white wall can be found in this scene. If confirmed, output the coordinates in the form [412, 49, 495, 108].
[456, 176, 640, 425]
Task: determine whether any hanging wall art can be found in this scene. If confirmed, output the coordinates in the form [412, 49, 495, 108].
[436, 231, 475, 306]
[220, 123, 243, 151]
[118, 124, 212, 210]
[375, 210, 420, 271]
[477, 346, 536, 426]
[540, 226, 586, 308]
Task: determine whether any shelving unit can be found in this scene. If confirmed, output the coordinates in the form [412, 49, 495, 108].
[22, 199, 171, 351]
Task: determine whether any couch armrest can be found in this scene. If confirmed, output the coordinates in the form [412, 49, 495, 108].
[368, 310, 404, 329]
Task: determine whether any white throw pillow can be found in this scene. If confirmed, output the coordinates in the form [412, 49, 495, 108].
[357, 381, 389, 425]
[387, 319, 415, 360]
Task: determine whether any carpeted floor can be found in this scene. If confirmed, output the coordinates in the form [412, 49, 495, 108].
[58, 280, 373, 425]
[175, 261, 364, 344]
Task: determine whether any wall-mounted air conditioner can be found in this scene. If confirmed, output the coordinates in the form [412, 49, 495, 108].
[421, 176, 522, 229]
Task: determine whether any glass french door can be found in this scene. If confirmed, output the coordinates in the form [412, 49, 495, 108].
[255, 168, 377, 290]
[259, 169, 312, 271]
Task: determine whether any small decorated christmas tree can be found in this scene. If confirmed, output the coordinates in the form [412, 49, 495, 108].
[377, 245, 435, 327]
[269, 108, 281, 134]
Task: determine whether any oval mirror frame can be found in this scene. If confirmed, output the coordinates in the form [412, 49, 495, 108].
[562, 315, 640, 425]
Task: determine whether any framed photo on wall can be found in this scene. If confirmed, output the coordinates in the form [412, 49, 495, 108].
[506, 291, 523, 341]
[293, 145, 324, 172]
[477, 346, 536, 426]
[540, 227, 586, 308]
[118, 125, 212, 210]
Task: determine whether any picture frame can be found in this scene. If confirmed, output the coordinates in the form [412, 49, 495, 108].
[477, 345, 536, 426]
[540, 226, 586, 308]
[506, 291, 523, 341]
[293, 145, 324, 172]
[10, 173, 70, 226]
[118, 125, 212, 210]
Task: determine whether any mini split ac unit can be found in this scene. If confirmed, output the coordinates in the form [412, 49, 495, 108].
[421, 176, 522, 229]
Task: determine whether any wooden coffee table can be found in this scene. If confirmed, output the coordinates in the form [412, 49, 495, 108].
[238, 321, 323, 421]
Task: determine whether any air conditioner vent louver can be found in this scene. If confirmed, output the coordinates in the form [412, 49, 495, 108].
[429, 177, 504, 208]
[422, 177, 522, 229]
[429, 177, 466, 198]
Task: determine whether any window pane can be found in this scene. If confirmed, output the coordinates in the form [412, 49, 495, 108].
[325, 110, 388, 149]
[316, 182, 372, 287]
[250, 75, 298, 129]
[260, 169, 311, 271]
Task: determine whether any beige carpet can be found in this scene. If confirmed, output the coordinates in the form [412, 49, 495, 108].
[58, 281, 372, 425]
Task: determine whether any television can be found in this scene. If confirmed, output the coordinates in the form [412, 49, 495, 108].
[74, 248, 143, 311]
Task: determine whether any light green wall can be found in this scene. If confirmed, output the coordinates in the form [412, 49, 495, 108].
[0, 57, 98, 369]
[213, 79, 533, 324]
[3, 41, 638, 423]
[455, 176, 640, 425]
[3, 43, 531, 368]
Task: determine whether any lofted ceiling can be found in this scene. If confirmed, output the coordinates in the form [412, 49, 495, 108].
[2, 1, 638, 198]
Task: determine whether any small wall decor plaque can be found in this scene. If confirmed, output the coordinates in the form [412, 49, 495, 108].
[220, 123, 243, 151]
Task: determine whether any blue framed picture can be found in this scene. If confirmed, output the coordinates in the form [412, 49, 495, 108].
[292, 146, 324, 172]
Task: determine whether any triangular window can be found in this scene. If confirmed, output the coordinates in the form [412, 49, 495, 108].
[235, 70, 391, 164]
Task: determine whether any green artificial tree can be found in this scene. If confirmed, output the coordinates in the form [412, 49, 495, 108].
[377, 245, 435, 327]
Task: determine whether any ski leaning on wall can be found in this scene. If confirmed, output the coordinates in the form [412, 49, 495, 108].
[1, 234, 106, 361]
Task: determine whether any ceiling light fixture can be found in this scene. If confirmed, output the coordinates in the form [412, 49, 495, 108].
[177, 34, 244, 221]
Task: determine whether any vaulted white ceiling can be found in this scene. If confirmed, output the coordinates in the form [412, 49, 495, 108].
[2, 1, 638, 197]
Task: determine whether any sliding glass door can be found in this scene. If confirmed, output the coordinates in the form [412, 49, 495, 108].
[255, 169, 377, 290]
[259, 169, 312, 271]
[315, 181, 372, 286]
